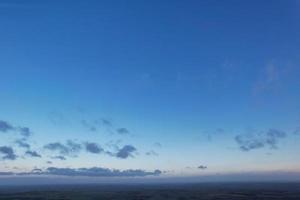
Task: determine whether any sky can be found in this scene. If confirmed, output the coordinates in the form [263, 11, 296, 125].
[0, 0, 300, 184]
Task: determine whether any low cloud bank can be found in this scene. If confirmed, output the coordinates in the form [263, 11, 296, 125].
[0, 167, 162, 177]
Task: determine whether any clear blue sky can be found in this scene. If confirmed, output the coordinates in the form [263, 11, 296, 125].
[0, 0, 300, 183]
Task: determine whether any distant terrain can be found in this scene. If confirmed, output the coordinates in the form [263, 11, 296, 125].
[0, 183, 300, 200]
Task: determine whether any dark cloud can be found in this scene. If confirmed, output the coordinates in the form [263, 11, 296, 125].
[235, 128, 286, 151]
[18, 127, 32, 138]
[15, 139, 30, 149]
[145, 150, 158, 156]
[44, 141, 82, 156]
[0, 146, 17, 160]
[198, 165, 207, 170]
[25, 150, 41, 158]
[15, 167, 162, 177]
[85, 142, 103, 154]
[46, 161, 52, 164]
[116, 145, 137, 159]
[51, 156, 66, 160]
[116, 128, 130, 135]
[0, 120, 14, 132]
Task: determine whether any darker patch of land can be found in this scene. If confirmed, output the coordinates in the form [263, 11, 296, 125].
[0, 182, 300, 199]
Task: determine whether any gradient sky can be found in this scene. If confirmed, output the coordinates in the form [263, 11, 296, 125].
[0, 0, 300, 183]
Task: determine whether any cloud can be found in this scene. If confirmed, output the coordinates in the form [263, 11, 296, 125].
[116, 145, 137, 159]
[235, 135, 264, 151]
[101, 119, 112, 126]
[44, 142, 69, 154]
[153, 142, 162, 148]
[15, 139, 30, 149]
[32, 168, 43, 173]
[85, 142, 103, 154]
[15, 167, 162, 177]
[105, 139, 122, 149]
[253, 64, 280, 95]
[81, 120, 97, 132]
[198, 165, 207, 170]
[0, 120, 32, 138]
[18, 127, 32, 138]
[0, 146, 17, 160]
[0, 120, 14, 132]
[235, 128, 286, 151]
[51, 156, 66, 160]
[145, 150, 158, 156]
[116, 128, 130, 135]
[265, 129, 286, 149]
[205, 128, 226, 141]
[44, 140, 138, 159]
[44, 141, 82, 156]
[25, 150, 41, 158]
[294, 127, 300, 135]
[48, 112, 68, 126]
[66, 140, 82, 153]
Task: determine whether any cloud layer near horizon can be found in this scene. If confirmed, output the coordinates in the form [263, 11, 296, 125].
[0, 167, 162, 177]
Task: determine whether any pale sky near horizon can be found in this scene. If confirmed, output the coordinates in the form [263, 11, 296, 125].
[0, 0, 300, 183]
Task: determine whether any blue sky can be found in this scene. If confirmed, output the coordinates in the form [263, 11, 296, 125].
[0, 0, 300, 183]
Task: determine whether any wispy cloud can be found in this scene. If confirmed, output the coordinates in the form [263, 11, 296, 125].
[44, 140, 82, 156]
[153, 142, 162, 148]
[235, 128, 286, 151]
[44, 142, 70, 155]
[81, 120, 97, 132]
[0, 120, 14, 133]
[48, 111, 68, 126]
[101, 119, 112, 126]
[15, 139, 30, 149]
[253, 64, 280, 95]
[25, 150, 42, 158]
[0, 120, 32, 139]
[294, 127, 300, 135]
[51, 156, 66, 160]
[145, 150, 158, 156]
